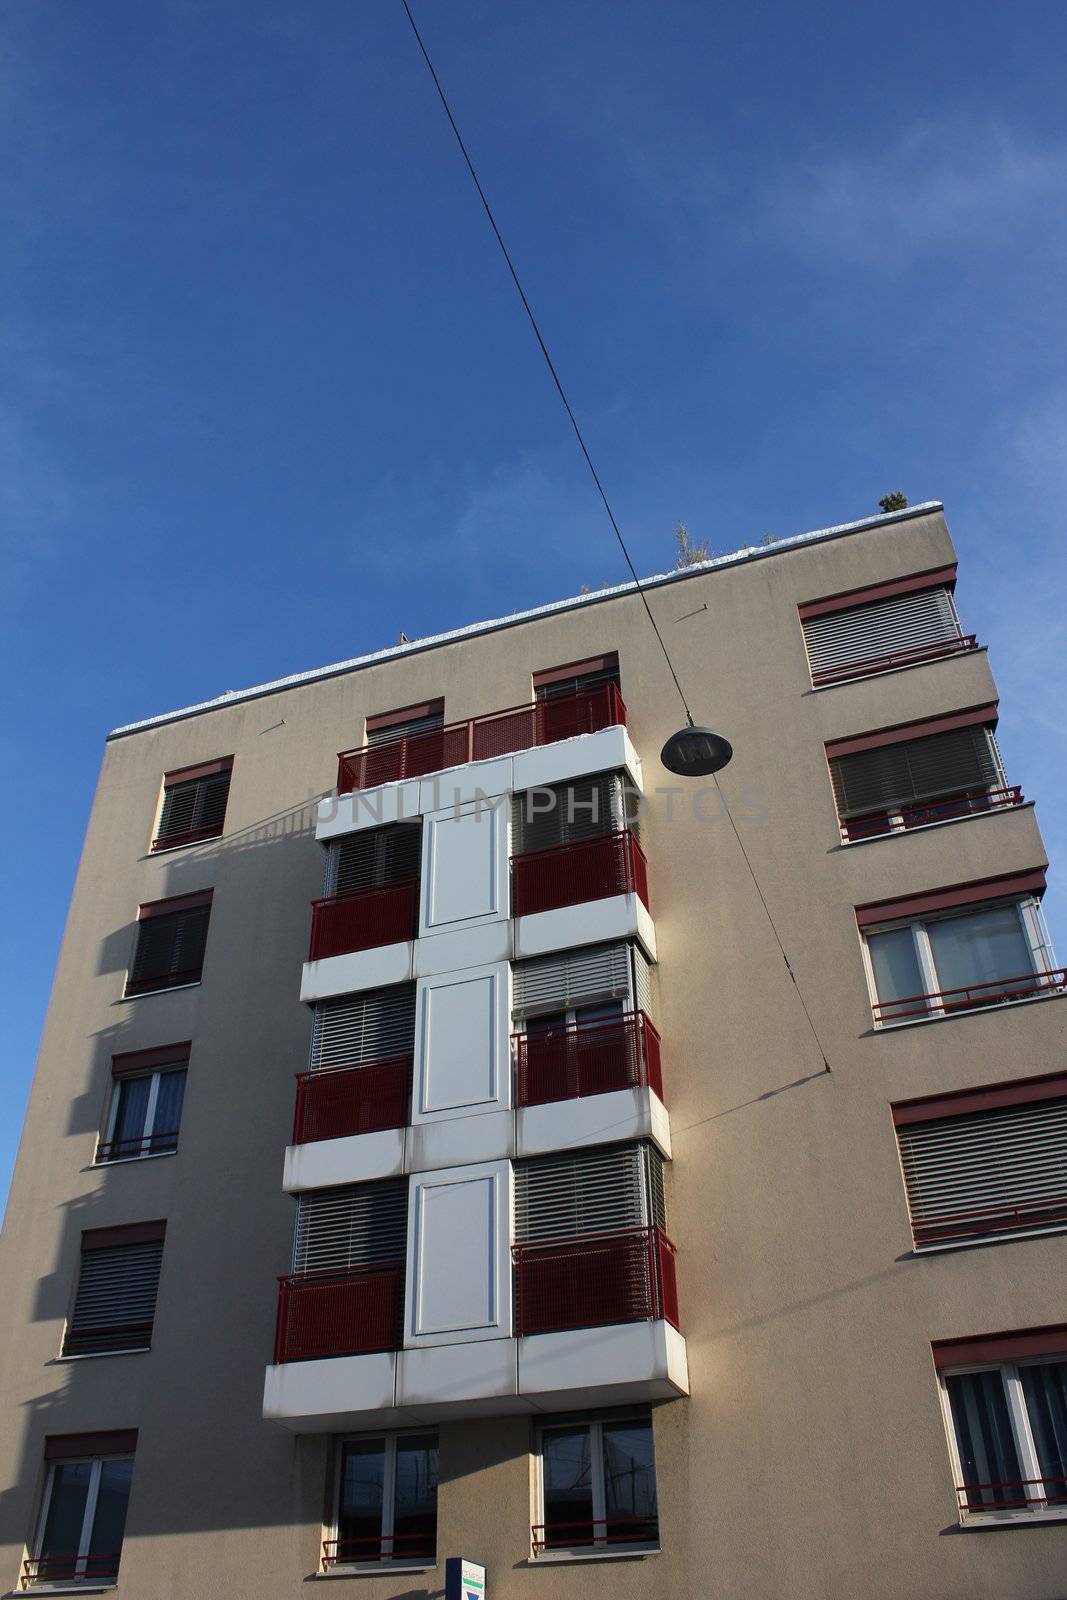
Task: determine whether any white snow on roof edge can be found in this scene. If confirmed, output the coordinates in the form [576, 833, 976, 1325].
[108, 501, 944, 738]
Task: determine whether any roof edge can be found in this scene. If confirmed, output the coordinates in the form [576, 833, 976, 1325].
[107, 500, 944, 739]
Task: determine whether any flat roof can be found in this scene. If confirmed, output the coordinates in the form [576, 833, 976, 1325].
[108, 500, 943, 738]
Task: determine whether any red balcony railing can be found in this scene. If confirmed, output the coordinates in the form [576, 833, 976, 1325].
[531, 1516, 660, 1555]
[309, 880, 418, 961]
[337, 684, 627, 793]
[322, 1533, 437, 1569]
[812, 633, 978, 688]
[913, 1193, 1067, 1248]
[873, 967, 1067, 1025]
[274, 1264, 404, 1363]
[95, 1129, 180, 1163]
[842, 786, 1023, 842]
[21, 1553, 122, 1588]
[515, 1011, 662, 1107]
[956, 1475, 1067, 1514]
[293, 1057, 412, 1143]
[515, 1226, 678, 1336]
[512, 829, 649, 918]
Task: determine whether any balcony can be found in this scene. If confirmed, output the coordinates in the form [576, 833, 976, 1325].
[337, 684, 627, 793]
[274, 1264, 404, 1363]
[843, 785, 1024, 842]
[308, 880, 418, 961]
[515, 1226, 679, 1337]
[874, 967, 1067, 1025]
[293, 1058, 412, 1144]
[812, 633, 978, 688]
[515, 1011, 662, 1107]
[512, 829, 649, 919]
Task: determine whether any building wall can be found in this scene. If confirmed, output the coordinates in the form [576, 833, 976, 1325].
[1, 506, 1064, 1598]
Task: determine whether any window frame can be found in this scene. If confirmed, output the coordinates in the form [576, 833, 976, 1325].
[96, 1065, 186, 1165]
[937, 1355, 1067, 1525]
[150, 758, 232, 854]
[29, 1451, 134, 1591]
[860, 895, 1055, 1027]
[532, 1412, 660, 1561]
[325, 1429, 438, 1572]
[123, 892, 213, 999]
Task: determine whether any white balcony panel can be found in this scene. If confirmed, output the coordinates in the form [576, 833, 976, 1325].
[517, 1088, 670, 1162]
[405, 1160, 512, 1347]
[413, 963, 511, 1122]
[419, 759, 513, 812]
[514, 894, 657, 963]
[413, 920, 512, 978]
[419, 798, 508, 937]
[396, 1337, 519, 1412]
[283, 1129, 406, 1193]
[316, 783, 421, 843]
[512, 724, 643, 796]
[263, 1351, 397, 1432]
[300, 942, 413, 1003]
[518, 1320, 689, 1410]
[406, 1110, 514, 1174]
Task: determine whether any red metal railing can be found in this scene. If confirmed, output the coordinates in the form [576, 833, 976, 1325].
[308, 880, 418, 961]
[337, 684, 627, 793]
[150, 821, 224, 852]
[95, 1129, 180, 1163]
[515, 1011, 662, 1107]
[914, 1194, 1067, 1248]
[274, 1264, 404, 1363]
[322, 1533, 436, 1568]
[515, 1226, 678, 1336]
[956, 1475, 1067, 1514]
[21, 1552, 122, 1588]
[842, 786, 1023, 842]
[531, 1516, 660, 1554]
[512, 829, 649, 918]
[873, 967, 1067, 1025]
[293, 1057, 412, 1143]
[812, 633, 978, 688]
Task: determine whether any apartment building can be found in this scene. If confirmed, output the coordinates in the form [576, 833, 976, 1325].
[0, 499, 1064, 1600]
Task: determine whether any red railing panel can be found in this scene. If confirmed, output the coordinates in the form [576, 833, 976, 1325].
[812, 633, 978, 687]
[322, 1533, 437, 1568]
[531, 1516, 659, 1554]
[274, 1265, 403, 1363]
[874, 968, 1067, 1025]
[95, 1129, 180, 1162]
[308, 880, 418, 961]
[515, 1226, 679, 1336]
[515, 1011, 662, 1107]
[21, 1553, 122, 1587]
[293, 1057, 412, 1143]
[843, 786, 1023, 842]
[337, 685, 627, 793]
[511, 829, 649, 918]
[956, 1475, 1067, 1514]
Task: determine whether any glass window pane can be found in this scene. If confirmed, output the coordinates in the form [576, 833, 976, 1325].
[151, 1070, 186, 1151]
[111, 1077, 151, 1153]
[541, 1426, 594, 1549]
[87, 1459, 133, 1579]
[602, 1420, 659, 1544]
[946, 1370, 1024, 1511]
[927, 905, 1033, 1001]
[39, 1462, 92, 1573]
[392, 1434, 438, 1561]
[1020, 1361, 1067, 1506]
[867, 928, 925, 1012]
[337, 1440, 385, 1563]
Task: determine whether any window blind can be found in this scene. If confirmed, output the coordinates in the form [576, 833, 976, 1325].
[128, 900, 211, 992]
[309, 986, 417, 1070]
[326, 824, 421, 897]
[512, 942, 631, 1018]
[155, 765, 231, 846]
[293, 1180, 408, 1274]
[512, 773, 626, 855]
[64, 1235, 165, 1355]
[803, 587, 961, 680]
[366, 705, 445, 744]
[514, 1142, 665, 1244]
[830, 726, 1000, 819]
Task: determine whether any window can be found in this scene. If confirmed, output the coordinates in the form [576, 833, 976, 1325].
[309, 986, 416, 1070]
[533, 653, 620, 702]
[511, 772, 639, 856]
[365, 701, 445, 746]
[325, 824, 421, 898]
[935, 1329, 1067, 1521]
[26, 1432, 136, 1588]
[63, 1223, 165, 1358]
[125, 891, 212, 996]
[97, 1046, 188, 1163]
[512, 941, 653, 1021]
[827, 708, 1012, 841]
[324, 1432, 439, 1569]
[858, 874, 1059, 1024]
[799, 567, 972, 687]
[533, 1412, 658, 1557]
[152, 757, 232, 851]
[894, 1075, 1067, 1249]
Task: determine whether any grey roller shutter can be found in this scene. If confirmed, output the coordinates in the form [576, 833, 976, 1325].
[293, 1179, 408, 1274]
[803, 587, 961, 681]
[325, 823, 421, 896]
[899, 1098, 1067, 1248]
[511, 773, 620, 855]
[309, 985, 417, 1070]
[830, 727, 1000, 818]
[157, 771, 230, 842]
[512, 942, 632, 1019]
[631, 945, 655, 1019]
[64, 1243, 163, 1354]
[514, 1143, 665, 1243]
[366, 710, 444, 745]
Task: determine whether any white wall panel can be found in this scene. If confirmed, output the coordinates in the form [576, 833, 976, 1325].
[413, 963, 511, 1122]
[419, 798, 508, 936]
[405, 1160, 512, 1346]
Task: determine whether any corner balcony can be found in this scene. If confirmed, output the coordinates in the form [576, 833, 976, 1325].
[842, 785, 1024, 843]
[874, 967, 1067, 1026]
[309, 881, 419, 961]
[273, 1264, 404, 1364]
[337, 684, 627, 793]
[514, 1226, 678, 1337]
[512, 829, 655, 962]
[514, 1011, 670, 1160]
[283, 1059, 413, 1191]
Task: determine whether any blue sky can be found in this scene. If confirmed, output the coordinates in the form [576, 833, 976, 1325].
[2, 0, 1066, 1213]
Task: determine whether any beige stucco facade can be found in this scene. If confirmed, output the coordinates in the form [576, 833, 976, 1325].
[1, 502, 1065, 1598]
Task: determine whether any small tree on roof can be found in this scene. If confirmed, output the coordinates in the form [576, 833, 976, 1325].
[878, 491, 908, 513]
[674, 522, 711, 568]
